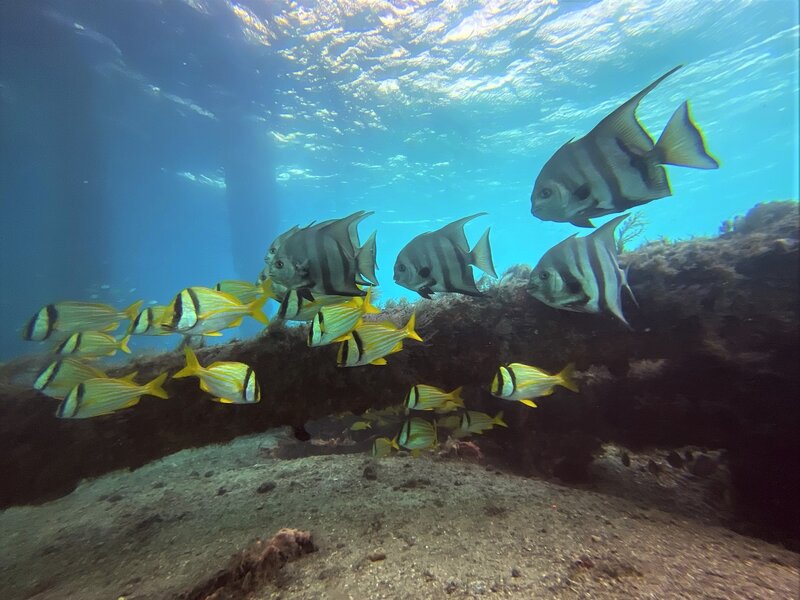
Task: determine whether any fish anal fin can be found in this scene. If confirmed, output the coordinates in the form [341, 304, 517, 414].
[370, 357, 388, 365]
[519, 399, 538, 408]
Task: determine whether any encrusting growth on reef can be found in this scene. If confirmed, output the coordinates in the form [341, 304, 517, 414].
[176, 528, 316, 600]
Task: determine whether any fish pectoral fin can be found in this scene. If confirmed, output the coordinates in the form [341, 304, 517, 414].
[574, 184, 591, 201]
[418, 286, 434, 299]
[569, 216, 595, 228]
[519, 399, 538, 408]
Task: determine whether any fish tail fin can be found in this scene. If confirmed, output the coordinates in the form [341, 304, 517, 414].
[248, 295, 270, 325]
[174, 347, 202, 379]
[557, 363, 580, 393]
[493, 411, 508, 428]
[655, 101, 719, 170]
[356, 230, 379, 286]
[144, 372, 169, 399]
[124, 300, 144, 322]
[469, 228, 498, 278]
[118, 335, 131, 354]
[404, 312, 423, 342]
[449, 386, 465, 407]
[362, 287, 381, 314]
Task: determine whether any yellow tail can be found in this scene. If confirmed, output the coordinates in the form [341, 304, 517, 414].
[448, 386, 465, 407]
[362, 287, 381, 315]
[557, 363, 579, 393]
[174, 347, 202, 379]
[493, 411, 508, 428]
[248, 294, 270, 326]
[118, 335, 131, 354]
[145, 372, 169, 399]
[124, 300, 144, 322]
[404, 312, 423, 343]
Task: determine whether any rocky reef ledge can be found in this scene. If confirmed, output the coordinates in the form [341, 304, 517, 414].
[1, 201, 797, 548]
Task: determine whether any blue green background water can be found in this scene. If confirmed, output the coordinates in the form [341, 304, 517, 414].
[1, 0, 797, 360]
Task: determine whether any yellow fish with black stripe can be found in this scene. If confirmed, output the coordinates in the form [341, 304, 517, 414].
[213, 280, 270, 305]
[173, 347, 260, 404]
[275, 287, 346, 322]
[161, 286, 269, 336]
[405, 384, 464, 412]
[391, 417, 437, 452]
[458, 410, 507, 435]
[56, 331, 131, 358]
[23, 300, 142, 341]
[129, 305, 171, 336]
[56, 372, 169, 419]
[308, 288, 380, 347]
[490, 362, 578, 408]
[34, 358, 107, 399]
[337, 313, 422, 367]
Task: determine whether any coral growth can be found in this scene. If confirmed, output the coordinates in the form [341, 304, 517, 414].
[176, 528, 316, 600]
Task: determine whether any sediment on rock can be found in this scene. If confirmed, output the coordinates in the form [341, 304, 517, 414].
[0, 201, 797, 548]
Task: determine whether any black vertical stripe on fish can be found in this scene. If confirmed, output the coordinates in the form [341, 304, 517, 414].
[433, 237, 453, 292]
[45, 304, 57, 339]
[170, 292, 183, 329]
[242, 368, 253, 402]
[615, 136, 650, 190]
[507, 366, 517, 396]
[586, 240, 609, 314]
[589, 136, 625, 206]
[39, 360, 62, 390]
[352, 330, 364, 362]
[314, 232, 333, 294]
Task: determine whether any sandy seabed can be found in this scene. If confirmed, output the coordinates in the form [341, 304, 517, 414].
[1, 431, 797, 600]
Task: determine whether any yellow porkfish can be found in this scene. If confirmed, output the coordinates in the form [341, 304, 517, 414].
[23, 300, 142, 341]
[55, 331, 131, 357]
[173, 347, 260, 404]
[56, 372, 169, 419]
[161, 286, 269, 336]
[214, 280, 272, 305]
[392, 417, 437, 451]
[129, 305, 171, 336]
[308, 288, 380, 347]
[405, 384, 464, 412]
[34, 358, 107, 399]
[336, 313, 423, 367]
[490, 362, 578, 408]
[459, 410, 507, 435]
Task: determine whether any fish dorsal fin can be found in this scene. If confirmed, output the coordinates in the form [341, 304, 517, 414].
[319, 211, 373, 251]
[595, 65, 683, 154]
[541, 233, 580, 262]
[591, 214, 630, 255]
[436, 213, 487, 252]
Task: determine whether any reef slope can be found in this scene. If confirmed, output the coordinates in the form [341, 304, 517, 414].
[0, 431, 797, 600]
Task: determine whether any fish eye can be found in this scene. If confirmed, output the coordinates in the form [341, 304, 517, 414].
[540, 187, 552, 199]
[539, 271, 550, 281]
[269, 248, 276, 254]
[398, 264, 406, 272]
[275, 260, 284, 269]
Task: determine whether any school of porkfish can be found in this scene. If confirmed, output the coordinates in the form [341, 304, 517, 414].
[21, 66, 719, 457]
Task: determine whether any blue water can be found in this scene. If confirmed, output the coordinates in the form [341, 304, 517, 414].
[0, 0, 797, 360]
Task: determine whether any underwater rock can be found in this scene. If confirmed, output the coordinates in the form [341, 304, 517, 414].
[0, 201, 798, 548]
[176, 528, 316, 600]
